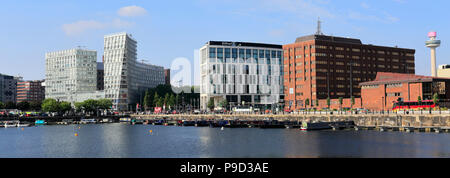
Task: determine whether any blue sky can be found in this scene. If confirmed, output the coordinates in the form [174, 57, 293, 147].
[0, 0, 448, 80]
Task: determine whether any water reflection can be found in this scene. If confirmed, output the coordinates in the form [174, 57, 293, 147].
[0, 125, 449, 158]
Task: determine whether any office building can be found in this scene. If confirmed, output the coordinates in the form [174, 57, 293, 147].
[103, 32, 165, 111]
[283, 34, 415, 110]
[199, 41, 284, 110]
[0, 73, 18, 104]
[165, 69, 171, 85]
[97, 62, 104, 91]
[438, 64, 450, 78]
[45, 48, 98, 103]
[16, 80, 45, 103]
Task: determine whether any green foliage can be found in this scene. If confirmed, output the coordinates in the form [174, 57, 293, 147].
[29, 101, 42, 111]
[0, 102, 4, 109]
[98, 99, 113, 110]
[316, 99, 319, 107]
[153, 92, 160, 107]
[41, 99, 60, 113]
[5, 101, 16, 109]
[305, 99, 310, 108]
[207, 98, 215, 110]
[339, 97, 343, 105]
[168, 94, 176, 107]
[164, 93, 170, 106]
[326, 97, 331, 108]
[59, 101, 72, 113]
[143, 91, 152, 109]
[16, 101, 30, 111]
[418, 96, 422, 104]
[219, 99, 229, 108]
[433, 93, 439, 105]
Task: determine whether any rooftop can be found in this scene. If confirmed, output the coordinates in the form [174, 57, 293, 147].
[206, 41, 282, 49]
[295, 34, 362, 44]
[360, 72, 450, 86]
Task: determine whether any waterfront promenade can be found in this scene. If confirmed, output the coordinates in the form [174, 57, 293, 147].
[132, 112, 450, 132]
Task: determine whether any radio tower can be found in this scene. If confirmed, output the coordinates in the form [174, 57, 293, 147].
[316, 17, 324, 35]
[426, 31, 441, 77]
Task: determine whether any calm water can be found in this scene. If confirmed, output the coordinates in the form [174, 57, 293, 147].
[0, 123, 449, 158]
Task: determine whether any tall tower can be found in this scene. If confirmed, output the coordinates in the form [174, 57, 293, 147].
[425, 31, 441, 77]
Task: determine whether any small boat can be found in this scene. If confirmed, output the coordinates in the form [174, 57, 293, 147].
[35, 120, 46, 125]
[4, 121, 17, 128]
[17, 121, 31, 127]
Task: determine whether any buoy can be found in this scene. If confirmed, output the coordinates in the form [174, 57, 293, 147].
[149, 130, 153, 133]
[21, 128, 24, 131]
[75, 133, 79, 137]
[221, 127, 224, 131]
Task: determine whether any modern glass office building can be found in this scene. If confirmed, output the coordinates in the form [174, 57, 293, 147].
[45, 48, 98, 103]
[103, 32, 165, 111]
[199, 41, 285, 111]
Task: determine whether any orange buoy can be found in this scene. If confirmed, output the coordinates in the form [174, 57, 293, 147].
[75, 133, 79, 137]
[149, 130, 153, 133]
[21, 128, 24, 131]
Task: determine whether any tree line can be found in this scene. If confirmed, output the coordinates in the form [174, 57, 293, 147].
[141, 84, 200, 111]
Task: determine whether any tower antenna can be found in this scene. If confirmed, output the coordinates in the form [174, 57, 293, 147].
[316, 17, 324, 35]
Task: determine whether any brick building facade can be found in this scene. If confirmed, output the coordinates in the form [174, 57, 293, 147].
[283, 34, 415, 111]
[360, 72, 450, 111]
[16, 80, 45, 103]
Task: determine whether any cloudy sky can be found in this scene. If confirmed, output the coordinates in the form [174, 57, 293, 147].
[0, 0, 448, 80]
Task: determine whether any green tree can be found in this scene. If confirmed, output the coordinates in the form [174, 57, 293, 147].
[153, 92, 160, 107]
[42, 99, 60, 113]
[164, 93, 170, 107]
[30, 101, 42, 111]
[316, 99, 319, 108]
[351, 96, 355, 109]
[17, 101, 30, 111]
[83, 99, 99, 113]
[305, 99, 310, 109]
[5, 101, 16, 109]
[156, 97, 164, 108]
[59, 101, 72, 114]
[339, 97, 344, 110]
[418, 96, 422, 104]
[219, 99, 229, 109]
[207, 98, 215, 111]
[168, 94, 176, 108]
[433, 93, 440, 106]
[74, 102, 84, 112]
[326, 97, 331, 109]
[98, 99, 113, 110]
[0, 102, 4, 109]
[143, 90, 151, 110]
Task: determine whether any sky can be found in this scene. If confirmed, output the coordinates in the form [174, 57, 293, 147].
[0, 0, 448, 80]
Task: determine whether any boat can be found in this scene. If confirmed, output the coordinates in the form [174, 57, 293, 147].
[4, 121, 17, 128]
[80, 119, 97, 124]
[17, 121, 31, 127]
[301, 122, 332, 131]
[35, 120, 46, 125]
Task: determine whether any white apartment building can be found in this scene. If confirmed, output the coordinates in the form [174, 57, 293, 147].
[45, 48, 98, 103]
[200, 41, 284, 111]
[103, 32, 165, 111]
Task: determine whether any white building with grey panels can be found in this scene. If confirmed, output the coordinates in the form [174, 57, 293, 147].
[200, 41, 284, 110]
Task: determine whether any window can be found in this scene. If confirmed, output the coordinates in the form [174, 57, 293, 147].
[209, 48, 216, 58]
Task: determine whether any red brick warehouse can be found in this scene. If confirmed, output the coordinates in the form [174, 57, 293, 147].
[360, 72, 450, 111]
[283, 33, 415, 111]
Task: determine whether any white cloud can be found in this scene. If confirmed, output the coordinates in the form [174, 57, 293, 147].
[62, 20, 106, 36]
[62, 19, 135, 36]
[118, 5, 148, 17]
